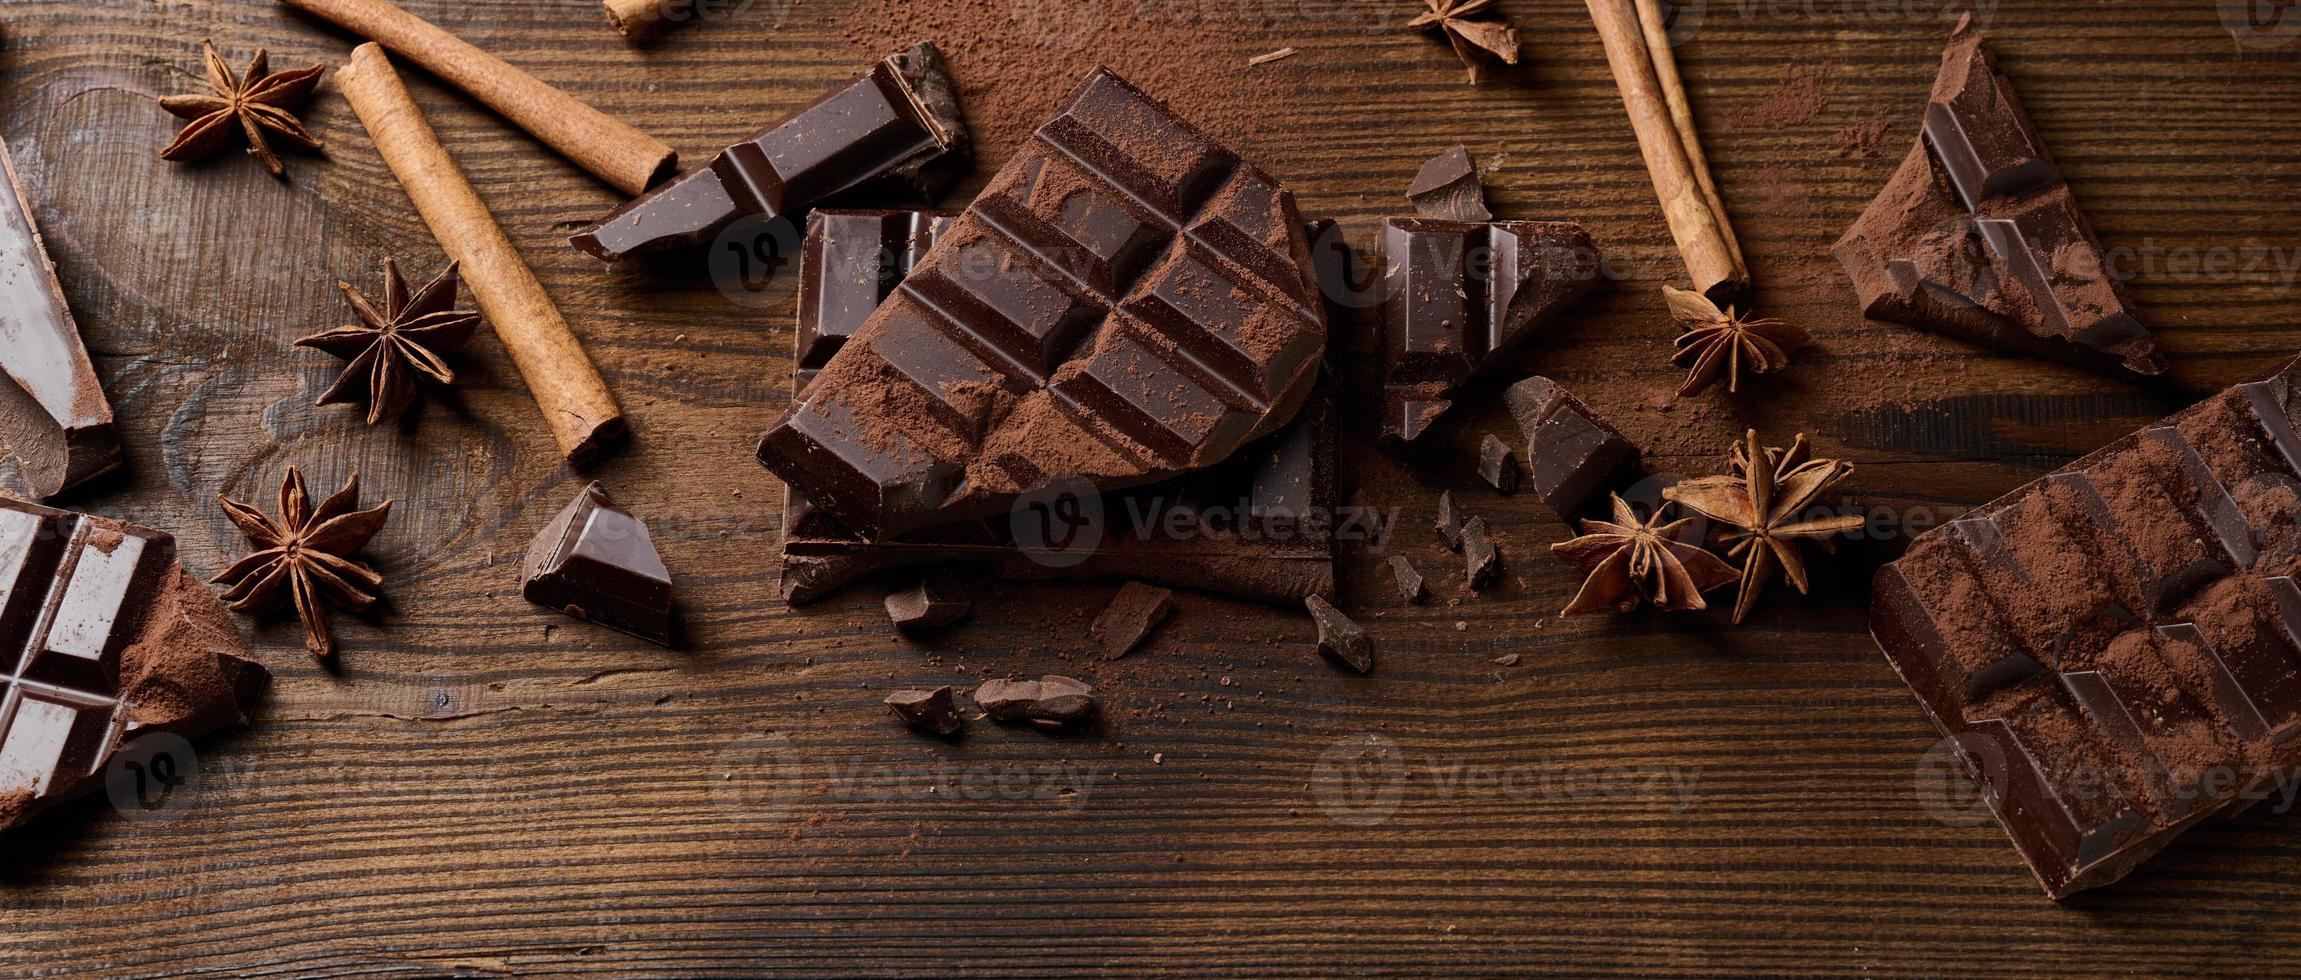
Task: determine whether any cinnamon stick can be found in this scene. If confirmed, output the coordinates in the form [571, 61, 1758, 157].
[602, 0, 694, 39]
[1583, 0, 1746, 301]
[1634, 0, 1745, 280]
[338, 43, 625, 465]
[279, 0, 676, 195]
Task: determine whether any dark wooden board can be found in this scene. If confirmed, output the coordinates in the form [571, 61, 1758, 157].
[4, 0, 2301, 974]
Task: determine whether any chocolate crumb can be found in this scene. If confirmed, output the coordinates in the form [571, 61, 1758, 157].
[1092, 582, 1176, 660]
[1305, 595, 1374, 673]
[1387, 555, 1428, 604]
[885, 686, 964, 737]
[1461, 516, 1501, 589]
[1435, 491, 1463, 551]
[1478, 433, 1521, 494]
[885, 572, 971, 633]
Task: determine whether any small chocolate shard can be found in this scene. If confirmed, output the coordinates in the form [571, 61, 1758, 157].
[1478, 433, 1521, 494]
[1435, 491, 1463, 552]
[884, 572, 970, 633]
[1387, 555, 1428, 604]
[1462, 516, 1502, 590]
[885, 685, 964, 737]
[975, 675, 1097, 729]
[1504, 376, 1643, 522]
[520, 482, 675, 646]
[1306, 594, 1373, 673]
[1091, 582, 1175, 660]
[1494, 653, 1521, 667]
[571, 43, 971, 262]
[0, 139, 121, 498]
[1406, 145, 1493, 222]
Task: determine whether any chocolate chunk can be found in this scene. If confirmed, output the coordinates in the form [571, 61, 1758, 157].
[885, 686, 964, 737]
[1835, 31, 2161, 376]
[520, 482, 675, 646]
[1405, 145, 1493, 222]
[1091, 582, 1175, 660]
[1462, 516, 1501, 590]
[1378, 216, 1598, 444]
[0, 498, 267, 834]
[1478, 433, 1521, 494]
[1387, 555, 1428, 604]
[1503, 376, 1643, 522]
[757, 68, 1327, 540]
[774, 212, 1343, 606]
[1434, 491, 1463, 552]
[571, 43, 970, 262]
[975, 675, 1096, 728]
[884, 573, 970, 633]
[0, 139, 121, 498]
[1305, 594, 1373, 673]
[1871, 355, 2301, 898]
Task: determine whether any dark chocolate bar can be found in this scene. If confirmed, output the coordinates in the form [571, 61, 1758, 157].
[1378, 217, 1599, 443]
[1504, 376, 1643, 523]
[570, 43, 969, 262]
[521, 482, 675, 646]
[1835, 29, 2162, 376]
[776, 211, 1339, 606]
[0, 138, 121, 498]
[0, 497, 267, 833]
[1871, 356, 2301, 898]
[757, 68, 1327, 540]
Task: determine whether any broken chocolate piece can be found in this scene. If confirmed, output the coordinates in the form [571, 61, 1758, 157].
[1834, 31, 2161, 376]
[884, 573, 970, 633]
[1478, 433, 1521, 494]
[757, 68, 1326, 540]
[1871, 355, 2301, 898]
[885, 686, 964, 737]
[1091, 582, 1175, 660]
[1462, 516, 1501, 589]
[520, 482, 674, 646]
[1377, 211, 1598, 444]
[975, 674, 1096, 728]
[571, 43, 970, 262]
[0, 497, 267, 834]
[1387, 555, 1428, 604]
[1406, 145, 1493, 222]
[1305, 594, 1373, 673]
[796, 209, 956, 391]
[0, 138, 120, 498]
[1435, 491, 1463, 552]
[1504, 376, 1644, 522]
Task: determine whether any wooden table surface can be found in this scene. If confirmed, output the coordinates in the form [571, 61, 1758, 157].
[5, 0, 2301, 974]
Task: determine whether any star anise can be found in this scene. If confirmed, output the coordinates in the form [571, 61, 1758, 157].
[1407, 0, 1521, 84]
[1665, 285, 1809, 397]
[296, 258, 480, 424]
[214, 467, 392, 661]
[1663, 430, 1867, 624]
[159, 40, 325, 177]
[1551, 494, 1737, 616]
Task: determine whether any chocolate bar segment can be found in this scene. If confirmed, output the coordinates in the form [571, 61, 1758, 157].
[521, 482, 675, 646]
[758, 69, 1326, 540]
[571, 43, 969, 262]
[1378, 217, 1598, 443]
[1835, 30, 2161, 376]
[0, 498, 266, 833]
[775, 212, 1340, 605]
[1872, 356, 2301, 898]
[1504, 376, 1643, 523]
[0, 139, 121, 498]
[796, 209, 955, 390]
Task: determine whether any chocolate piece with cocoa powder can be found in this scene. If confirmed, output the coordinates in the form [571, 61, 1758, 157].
[0, 139, 120, 499]
[571, 43, 969, 262]
[1306, 595, 1373, 673]
[1871, 356, 2301, 898]
[775, 212, 1343, 607]
[1504, 376, 1643, 523]
[757, 68, 1327, 541]
[1091, 582, 1174, 660]
[0, 497, 267, 834]
[1835, 30, 2162, 377]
